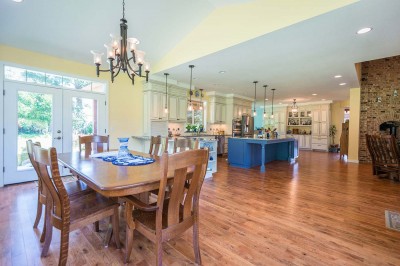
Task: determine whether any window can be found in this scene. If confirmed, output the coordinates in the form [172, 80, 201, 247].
[4, 66, 106, 94]
[186, 101, 206, 129]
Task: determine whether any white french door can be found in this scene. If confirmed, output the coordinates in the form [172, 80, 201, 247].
[3, 81, 107, 185]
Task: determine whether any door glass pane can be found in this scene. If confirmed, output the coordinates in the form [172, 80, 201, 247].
[17, 91, 53, 171]
[72, 97, 98, 151]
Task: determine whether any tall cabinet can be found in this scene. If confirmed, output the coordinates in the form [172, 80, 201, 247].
[311, 104, 330, 151]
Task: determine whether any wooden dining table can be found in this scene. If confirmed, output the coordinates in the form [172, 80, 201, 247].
[58, 150, 163, 198]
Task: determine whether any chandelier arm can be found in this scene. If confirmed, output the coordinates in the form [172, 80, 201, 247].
[126, 69, 135, 84]
[112, 65, 122, 82]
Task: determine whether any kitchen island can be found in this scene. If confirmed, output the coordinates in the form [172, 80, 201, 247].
[228, 137, 298, 172]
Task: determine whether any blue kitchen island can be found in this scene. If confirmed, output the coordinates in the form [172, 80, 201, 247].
[228, 137, 298, 172]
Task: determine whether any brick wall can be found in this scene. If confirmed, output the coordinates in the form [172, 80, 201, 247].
[359, 55, 400, 163]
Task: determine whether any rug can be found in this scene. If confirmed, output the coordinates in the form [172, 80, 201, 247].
[385, 210, 400, 232]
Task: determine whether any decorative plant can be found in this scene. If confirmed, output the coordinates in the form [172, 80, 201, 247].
[185, 124, 192, 132]
[191, 124, 198, 132]
[329, 125, 337, 145]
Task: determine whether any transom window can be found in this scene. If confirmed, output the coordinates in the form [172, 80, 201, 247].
[4, 66, 106, 93]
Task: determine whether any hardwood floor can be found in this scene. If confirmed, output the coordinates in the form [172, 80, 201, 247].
[1, 150, 400, 265]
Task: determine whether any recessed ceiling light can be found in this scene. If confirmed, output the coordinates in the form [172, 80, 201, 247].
[357, 27, 372, 34]
[322, 99, 326, 101]
[312, 93, 317, 96]
[279, 103, 282, 105]
[265, 98, 268, 101]
[13, 0, 23, 2]
[334, 75, 342, 78]
[219, 71, 226, 74]
[339, 83, 347, 86]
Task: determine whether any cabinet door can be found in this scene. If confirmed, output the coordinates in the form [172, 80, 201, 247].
[305, 135, 311, 149]
[220, 104, 226, 123]
[209, 102, 216, 123]
[298, 135, 304, 148]
[159, 94, 168, 120]
[150, 93, 160, 120]
[319, 110, 328, 136]
[168, 95, 178, 121]
[177, 97, 187, 121]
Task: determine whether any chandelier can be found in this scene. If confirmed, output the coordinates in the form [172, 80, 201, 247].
[253, 81, 258, 116]
[270, 88, 276, 118]
[188, 65, 195, 111]
[291, 99, 298, 113]
[263, 85, 268, 118]
[90, 0, 149, 85]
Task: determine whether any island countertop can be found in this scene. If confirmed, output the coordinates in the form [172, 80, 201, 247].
[228, 137, 298, 172]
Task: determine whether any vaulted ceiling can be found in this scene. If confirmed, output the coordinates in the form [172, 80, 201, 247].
[1, 0, 400, 105]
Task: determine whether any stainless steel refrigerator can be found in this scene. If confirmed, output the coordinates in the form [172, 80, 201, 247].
[241, 115, 254, 137]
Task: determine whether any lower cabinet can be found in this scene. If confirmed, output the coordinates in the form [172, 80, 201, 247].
[199, 139, 218, 179]
[312, 136, 328, 151]
[288, 135, 311, 150]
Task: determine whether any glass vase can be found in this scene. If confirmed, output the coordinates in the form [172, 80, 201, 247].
[117, 137, 130, 158]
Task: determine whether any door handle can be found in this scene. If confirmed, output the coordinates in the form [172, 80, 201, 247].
[54, 136, 62, 140]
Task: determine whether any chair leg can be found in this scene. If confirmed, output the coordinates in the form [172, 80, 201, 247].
[40, 216, 46, 243]
[94, 221, 100, 232]
[193, 221, 202, 265]
[33, 191, 42, 228]
[59, 224, 70, 266]
[112, 208, 121, 249]
[41, 203, 53, 257]
[155, 241, 163, 266]
[124, 202, 134, 263]
[124, 224, 134, 263]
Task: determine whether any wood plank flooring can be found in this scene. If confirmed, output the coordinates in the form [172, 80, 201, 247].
[1, 150, 400, 265]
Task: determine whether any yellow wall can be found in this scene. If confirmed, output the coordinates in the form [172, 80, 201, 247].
[331, 99, 350, 144]
[0, 45, 144, 149]
[348, 88, 360, 162]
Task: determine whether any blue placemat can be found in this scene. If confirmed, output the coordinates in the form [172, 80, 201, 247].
[102, 154, 155, 166]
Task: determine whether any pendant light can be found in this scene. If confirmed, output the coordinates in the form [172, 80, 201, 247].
[263, 85, 268, 118]
[199, 88, 204, 110]
[291, 99, 298, 113]
[164, 73, 169, 113]
[270, 88, 275, 119]
[253, 81, 258, 116]
[188, 65, 195, 111]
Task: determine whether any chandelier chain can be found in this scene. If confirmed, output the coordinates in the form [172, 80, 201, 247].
[122, 0, 125, 20]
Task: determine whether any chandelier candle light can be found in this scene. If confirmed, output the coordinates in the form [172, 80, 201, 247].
[188, 65, 195, 111]
[164, 73, 169, 113]
[291, 99, 298, 113]
[253, 81, 258, 117]
[90, 0, 150, 85]
[263, 85, 268, 118]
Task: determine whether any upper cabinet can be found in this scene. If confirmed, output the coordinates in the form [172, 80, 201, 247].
[150, 92, 167, 121]
[209, 102, 226, 124]
[168, 96, 187, 122]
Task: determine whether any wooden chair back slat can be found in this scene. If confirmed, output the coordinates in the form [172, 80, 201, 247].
[156, 149, 208, 228]
[149, 136, 162, 155]
[79, 135, 109, 154]
[366, 134, 400, 177]
[33, 146, 70, 219]
[173, 138, 199, 153]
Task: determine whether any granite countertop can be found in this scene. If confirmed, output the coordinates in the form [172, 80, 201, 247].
[132, 134, 230, 140]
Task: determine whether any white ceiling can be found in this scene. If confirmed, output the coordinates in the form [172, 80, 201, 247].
[1, 0, 400, 106]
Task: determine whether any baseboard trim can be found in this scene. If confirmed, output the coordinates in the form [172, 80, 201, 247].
[347, 159, 359, 163]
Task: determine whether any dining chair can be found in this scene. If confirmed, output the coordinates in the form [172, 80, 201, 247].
[123, 149, 209, 265]
[366, 134, 400, 179]
[173, 138, 199, 153]
[78, 134, 109, 155]
[27, 140, 92, 242]
[149, 135, 168, 156]
[33, 145, 121, 266]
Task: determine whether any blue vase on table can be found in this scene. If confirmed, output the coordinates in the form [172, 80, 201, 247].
[117, 138, 130, 159]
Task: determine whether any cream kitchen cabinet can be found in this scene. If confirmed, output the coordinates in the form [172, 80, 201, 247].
[209, 102, 226, 124]
[168, 96, 187, 122]
[150, 92, 168, 121]
[311, 104, 330, 151]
